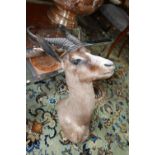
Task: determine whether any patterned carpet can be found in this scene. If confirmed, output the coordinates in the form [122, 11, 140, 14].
[26, 38, 129, 155]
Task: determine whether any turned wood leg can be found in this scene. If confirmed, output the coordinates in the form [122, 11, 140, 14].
[106, 26, 129, 58]
[117, 37, 129, 57]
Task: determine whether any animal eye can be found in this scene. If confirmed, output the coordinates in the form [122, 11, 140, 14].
[70, 59, 82, 65]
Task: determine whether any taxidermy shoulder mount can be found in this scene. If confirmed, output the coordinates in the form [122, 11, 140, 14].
[27, 26, 115, 143]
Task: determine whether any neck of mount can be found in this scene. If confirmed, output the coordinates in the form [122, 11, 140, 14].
[65, 70, 95, 105]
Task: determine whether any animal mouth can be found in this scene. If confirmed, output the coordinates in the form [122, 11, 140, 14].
[94, 70, 114, 81]
[100, 70, 115, 79]
[104, 70, 114, 76]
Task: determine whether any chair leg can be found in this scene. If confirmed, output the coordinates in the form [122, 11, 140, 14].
[117, 37, 129, 57]
[106, 26, 129, 58]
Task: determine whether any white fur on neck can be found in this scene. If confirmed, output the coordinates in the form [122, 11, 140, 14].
[65, 69, 95, 109]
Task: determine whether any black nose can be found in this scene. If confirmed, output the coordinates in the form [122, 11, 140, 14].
[104, 63, 113, 67]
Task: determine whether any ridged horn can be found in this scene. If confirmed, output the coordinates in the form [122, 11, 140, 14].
[59, 25, 93, 47]
[44, 37, 80, 52]
[27, 26, 79, 52]
[59, 25, 81, 45]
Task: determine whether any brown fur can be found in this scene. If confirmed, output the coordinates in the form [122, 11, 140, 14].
[89, 65, 100, 72]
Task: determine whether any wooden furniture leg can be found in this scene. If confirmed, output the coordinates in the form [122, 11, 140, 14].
[117, 37, 128, 57]
[106, 26, 128, 58]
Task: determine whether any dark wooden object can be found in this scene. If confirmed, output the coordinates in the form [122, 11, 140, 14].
[26, 2, 51, 28]
[106, 26, 128, 58]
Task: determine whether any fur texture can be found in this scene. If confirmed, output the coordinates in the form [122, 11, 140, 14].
[27, 26, 115, 143]
[57, 47, 115, 143]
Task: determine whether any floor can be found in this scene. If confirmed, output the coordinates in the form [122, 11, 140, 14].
[26, 35, 129, 155]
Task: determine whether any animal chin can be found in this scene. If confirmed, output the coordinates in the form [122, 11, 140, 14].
[101, 71, 114, 79]
[89, 71, 114, 81]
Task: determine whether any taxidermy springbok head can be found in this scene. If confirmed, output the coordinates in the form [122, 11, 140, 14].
[27, 26, 115, 143]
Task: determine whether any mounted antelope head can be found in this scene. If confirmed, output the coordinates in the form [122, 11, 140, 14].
[27, 26, 115, 143]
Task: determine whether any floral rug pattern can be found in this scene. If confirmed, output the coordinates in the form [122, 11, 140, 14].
[26, 44, 129, 155]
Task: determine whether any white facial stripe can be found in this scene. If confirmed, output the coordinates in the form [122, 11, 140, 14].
[86, 53, 113, 66]
[72, 55, 85, 60]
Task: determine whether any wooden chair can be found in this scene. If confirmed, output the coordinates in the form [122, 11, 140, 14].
[100, 3, 129, 58]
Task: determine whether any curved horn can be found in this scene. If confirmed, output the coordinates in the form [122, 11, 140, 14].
[27, 26, 79, 52]
[44, 37, 80, 52]
[59, 25, 81, 45]
[59, 25, 93, 47]
[27, 26, 38, 40]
